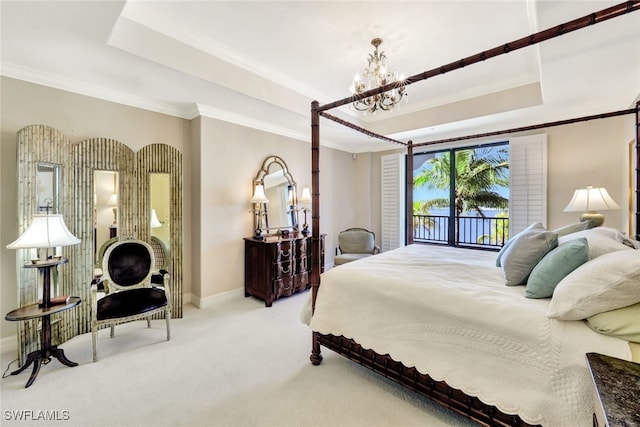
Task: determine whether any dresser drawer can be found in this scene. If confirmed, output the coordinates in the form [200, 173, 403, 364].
[275, 276, 295, 297]
[273, 260, 293, 279]
[295, 238, 307, 258]
[272, 240, 294, 262]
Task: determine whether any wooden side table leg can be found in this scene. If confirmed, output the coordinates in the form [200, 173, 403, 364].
[51, 346, 78, 367]
[24, 357, 44, 388]
[10, 351, 39, 376]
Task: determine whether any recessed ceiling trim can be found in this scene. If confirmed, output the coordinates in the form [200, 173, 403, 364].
[1, 62, 197, 119]
[195, 103, 311, 143]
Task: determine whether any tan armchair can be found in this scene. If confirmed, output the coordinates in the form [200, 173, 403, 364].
[334, 228, 380, 266]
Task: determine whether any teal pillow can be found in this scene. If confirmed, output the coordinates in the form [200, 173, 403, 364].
[525, 238, 589, 298]
[501, 223, 558, 286]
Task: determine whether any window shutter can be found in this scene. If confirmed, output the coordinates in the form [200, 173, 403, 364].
[381, 153, 406, 251]
[509, 134, 547, 234]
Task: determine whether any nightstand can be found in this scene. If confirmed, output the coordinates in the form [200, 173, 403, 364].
[585, 352, 640, 427]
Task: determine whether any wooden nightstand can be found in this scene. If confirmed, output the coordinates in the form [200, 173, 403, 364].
[585, 352, 640, 427]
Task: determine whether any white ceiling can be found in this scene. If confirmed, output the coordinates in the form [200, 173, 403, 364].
[1, 1, 639, 153]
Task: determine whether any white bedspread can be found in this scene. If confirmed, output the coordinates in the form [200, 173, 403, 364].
[307, 244, 631, 426]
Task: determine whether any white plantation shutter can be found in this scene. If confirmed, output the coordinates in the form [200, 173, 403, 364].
[381, 153, 406, 251]
[509, 134, 547, 234]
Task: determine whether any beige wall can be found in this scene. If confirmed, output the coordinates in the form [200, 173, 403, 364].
[1, 76, 636, 341]
[0, 77, 193, 340]
[367, 114, 636, 242]
[191, 116, 357, 306]
[0, 77, 362, 341]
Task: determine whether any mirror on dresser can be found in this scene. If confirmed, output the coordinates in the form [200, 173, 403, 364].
[245, 155, 325, 307]
[252, 155, 298, 234]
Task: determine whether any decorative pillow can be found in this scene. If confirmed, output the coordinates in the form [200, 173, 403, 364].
[525, 238, 589, 299]
[553, 221, 591, 237]
[558, 227, 631, 259]
[496, 222, 542, 268]
[547, 250, 640, 320]
[500, 223, 558, 286]
[586, 303, 640, 343]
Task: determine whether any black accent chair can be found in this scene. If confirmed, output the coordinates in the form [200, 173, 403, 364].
[91, 239, 171, 361]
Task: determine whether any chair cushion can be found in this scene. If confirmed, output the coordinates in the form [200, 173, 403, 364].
[107, 242, 152, 286]
[335, 253, 374, 265]
[97, 288, 167, 320]
[338, 230, 375, 254]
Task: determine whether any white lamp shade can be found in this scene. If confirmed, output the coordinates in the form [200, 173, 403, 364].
[7, 214, 80, 249]
[300, 187, 312, 203]
[107, 193, 118, 206]
[150, 209, 162, 228]
[564, 186, 621, 212]
[251, 184, 269, 204]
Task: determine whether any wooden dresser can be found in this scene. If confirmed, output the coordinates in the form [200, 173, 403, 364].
[244, 233, 325, 307]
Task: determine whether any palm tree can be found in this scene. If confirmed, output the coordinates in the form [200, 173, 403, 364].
[413, 200, 439, 239]
[414, 147, 509, 244]
[477, 211, 510, 245]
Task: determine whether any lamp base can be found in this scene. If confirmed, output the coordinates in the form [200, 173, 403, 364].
[580, 211, 604, 227]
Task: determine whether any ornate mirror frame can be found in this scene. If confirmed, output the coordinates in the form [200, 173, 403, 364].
[253, 155, 298, 233]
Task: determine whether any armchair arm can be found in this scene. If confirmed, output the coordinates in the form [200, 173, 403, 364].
[373, 245, 381, 254]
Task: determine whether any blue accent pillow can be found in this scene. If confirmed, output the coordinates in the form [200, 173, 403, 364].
[525, 238, 589, 298]
[500, 223, 558, 286]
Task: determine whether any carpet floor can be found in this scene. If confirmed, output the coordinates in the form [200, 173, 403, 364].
[1, 290, 475, 427]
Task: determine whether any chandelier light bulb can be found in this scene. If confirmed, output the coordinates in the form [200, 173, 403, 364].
[350, 38, 407, 114]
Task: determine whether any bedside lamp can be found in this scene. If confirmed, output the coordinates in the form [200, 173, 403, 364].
[250, 182, 269, 240]
[6, 211, 80, 308]
[300, 186, 312, 235]
[563, 186, 620, 227]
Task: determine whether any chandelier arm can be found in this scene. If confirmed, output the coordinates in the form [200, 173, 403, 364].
[319, 112, 407, 146]
[320, 0, 640, 114]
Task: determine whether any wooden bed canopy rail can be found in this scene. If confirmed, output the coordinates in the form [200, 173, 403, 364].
[309, 1, 640, 426]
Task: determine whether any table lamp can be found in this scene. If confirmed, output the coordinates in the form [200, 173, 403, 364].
[300, 186, 312, 235]
[563, 186, 620, 227]
[7, 212, 80, 308]
[250, 182, 269, 240]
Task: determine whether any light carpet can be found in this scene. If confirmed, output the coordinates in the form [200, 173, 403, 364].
[1, 291, 475, 427]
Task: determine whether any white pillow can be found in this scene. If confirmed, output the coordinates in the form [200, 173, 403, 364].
[547, 250, 640, 320]
[558, 227, 631, 259]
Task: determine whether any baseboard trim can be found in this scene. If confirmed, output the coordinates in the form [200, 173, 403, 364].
[191, 288, 244, 309]
[1, 335, 18, 356]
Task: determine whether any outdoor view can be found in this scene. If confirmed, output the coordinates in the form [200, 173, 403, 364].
[413, 144, 510, 248]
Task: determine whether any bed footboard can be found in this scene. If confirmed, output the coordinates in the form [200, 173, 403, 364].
[312, 332, 539, 427]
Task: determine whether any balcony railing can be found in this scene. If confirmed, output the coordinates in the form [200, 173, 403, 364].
[413, 214, 509, 248]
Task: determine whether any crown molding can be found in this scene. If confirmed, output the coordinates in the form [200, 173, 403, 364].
[1, 62, 196, 119]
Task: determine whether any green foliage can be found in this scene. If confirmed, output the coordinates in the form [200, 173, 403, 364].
[414, 146, 509, 243]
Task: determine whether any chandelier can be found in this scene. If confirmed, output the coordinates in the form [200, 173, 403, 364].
[349, 38, 407, 114]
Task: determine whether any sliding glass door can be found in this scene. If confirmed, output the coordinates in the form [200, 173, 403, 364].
[412, 142, 510, 248]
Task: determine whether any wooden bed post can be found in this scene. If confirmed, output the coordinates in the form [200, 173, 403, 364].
[406, 141, 414, 245]
[310, 100, 323, 365]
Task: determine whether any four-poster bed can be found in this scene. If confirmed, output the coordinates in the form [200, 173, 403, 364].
[307, 2, 640, 426]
